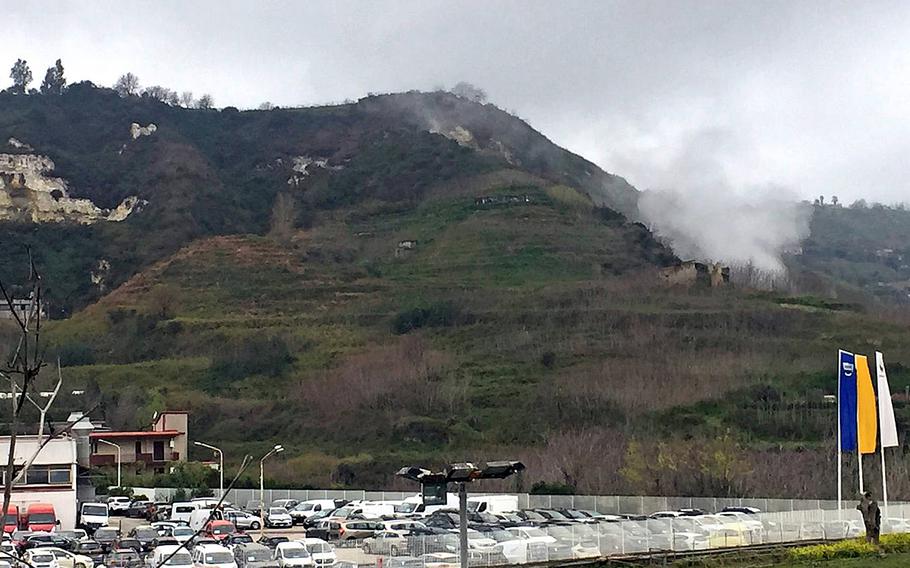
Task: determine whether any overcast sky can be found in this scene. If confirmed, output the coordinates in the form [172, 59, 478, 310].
[5, 0, 910, 203]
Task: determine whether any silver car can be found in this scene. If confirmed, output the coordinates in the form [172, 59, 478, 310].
[226, 511, 263, 531]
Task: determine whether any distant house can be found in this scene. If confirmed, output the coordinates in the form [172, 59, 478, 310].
[474, 194, 533, 208]
[0, 297, 40, 320]
[90, 411, 188, 475]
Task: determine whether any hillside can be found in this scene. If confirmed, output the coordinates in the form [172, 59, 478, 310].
[0, 86, 909, 498]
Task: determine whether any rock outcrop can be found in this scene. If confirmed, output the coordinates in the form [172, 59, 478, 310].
[0, 153, 142, 224]
[130, 122, 157, 139]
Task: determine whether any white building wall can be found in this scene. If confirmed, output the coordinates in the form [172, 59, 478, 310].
[0, 436, 77, 529]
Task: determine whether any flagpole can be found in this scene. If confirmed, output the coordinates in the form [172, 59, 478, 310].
[837, 350, 843, 517]
[881, 445, 889, 519]
[858, 396, 864, 495]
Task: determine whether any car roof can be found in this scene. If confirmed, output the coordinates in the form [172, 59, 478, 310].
[195, 544, 231, 551]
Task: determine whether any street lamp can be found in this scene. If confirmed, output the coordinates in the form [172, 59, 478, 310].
[194, 441, 224, 498]
[96, 439, 122, 490]
[259, 445, 284, 538]
[396, 461, 525, 568]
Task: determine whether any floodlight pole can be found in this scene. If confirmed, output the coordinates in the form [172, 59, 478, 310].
[458, 483, 468, 568]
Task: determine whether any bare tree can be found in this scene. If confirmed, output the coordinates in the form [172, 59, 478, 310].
[142, 85, 178, 105]
[195, 94, 214, 110]
[179, 91, 194, 108]
[113, 73, 140, 97]
[268, 193, 297, 244]
[258, 101, 275, 111]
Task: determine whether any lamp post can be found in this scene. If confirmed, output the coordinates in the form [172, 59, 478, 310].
[259, 445, 284, 538]
[194, 441, 224, 498]
[97, 439, 122, 490]
[397, 461, 525, 568]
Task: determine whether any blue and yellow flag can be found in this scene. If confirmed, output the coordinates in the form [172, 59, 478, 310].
[839, 350, 857, 452]
[856, 354, 878, 454]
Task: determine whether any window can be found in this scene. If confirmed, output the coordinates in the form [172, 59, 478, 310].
[135, 441, 142, 456]
[22, 466, 71, 485]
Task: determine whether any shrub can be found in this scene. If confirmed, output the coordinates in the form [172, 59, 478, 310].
[210, 335, 294, 381]
[55, 341, 95, 366]
[392, 301, 465, 334]
[788, 534, 910, 562]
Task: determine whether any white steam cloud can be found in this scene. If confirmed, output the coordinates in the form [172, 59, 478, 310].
[619, 128, 811, 274]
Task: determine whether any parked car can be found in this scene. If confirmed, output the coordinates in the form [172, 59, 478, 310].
[104, 549, 142, 568]
[223, 534, 254, 551]
[148, 544, 194, 568]
[127, 526, 159, 552]
[362, 531, 407, 556]
[72, 541, 105, 566]
[169, 526, 196, 545]
[224, 511, 261, 532]
[298, 538, 335, 567]
[107, 498, 132, 516]
[272, 542, 312, 568]
[289, 502, 339, 526]
[265, 509, 292, 530]
[22, 549, 61, 568]
[191, 544, 237, 568]
[93, 528, 120, 553]
[270, 501, 299, 512]
[233, 543, 274, 568]
[125, 502, 151, 520]
[112, 539, 143, 555]
[245, 503, 264, 517]
[24, 533, 75, 552]
[171, 503, 200, 525]
[257, 537, 289, 550]
[301, 512, 333, 530]
[57, 530, 89, 542]
[41, 547, 96, 568]
[204, 521, 237, 543]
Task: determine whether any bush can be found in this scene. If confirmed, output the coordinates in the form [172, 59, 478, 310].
[392, 301, 465, 334]
[788, 534, 910, 561]
[55, 341, 96, 366]
[210, 335, 294, 381]
[173, 488, 188, 503]
[530, 481, 575, 495]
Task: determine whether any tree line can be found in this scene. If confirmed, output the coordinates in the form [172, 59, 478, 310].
[5, 58, 215, 109]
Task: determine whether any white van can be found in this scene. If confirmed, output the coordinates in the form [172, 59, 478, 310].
[192, 544, 237, 568]
[78, 502, 109, 531]
[171, 502, 200, 524]
[273, 543, 313, 568]
[190, 508, 223, 532]
[466, 495, 519, 514]
[396, 494, 458, 517]
[289, 501, 336, 525]
[298, 539, 335, 567]
[149, 544, 194, 568]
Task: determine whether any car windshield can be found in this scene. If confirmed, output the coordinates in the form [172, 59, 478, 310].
[332, 507, 354, 518]
[95, 529, 118, 539]
[520, 528, 547, 538]
[294, 504, 314, 512]
[395, 503, 417, 513]
[29, 513, 55, 524]
[31, 555, 54, 563]
[173, 527, 194, 536]
[164, 553, 193, 566]
[485, 531, 517, 542]
[281, 548, 309, 559]
[78, 542, 101, 551]
[212, 525, 235, 535]
[269, 508, 288, 515]
[305, 543, 330, 553]
[232, 535, 252, 543]
[83, 505, 107, 516]
[204, 553, 233, 564]
[2, 514, 16, 524]
[246, 549, 271, 562]
[134, 528, 158, 539]
[522, 511, 545, 521]
[175, 506, 194, 513]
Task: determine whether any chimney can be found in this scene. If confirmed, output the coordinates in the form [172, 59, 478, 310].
[68, 412, 95, 468]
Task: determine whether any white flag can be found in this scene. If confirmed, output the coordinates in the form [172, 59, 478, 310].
[876, 351, 899, 448]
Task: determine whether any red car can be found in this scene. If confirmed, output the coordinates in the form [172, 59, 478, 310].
[204, 520, 237, 542]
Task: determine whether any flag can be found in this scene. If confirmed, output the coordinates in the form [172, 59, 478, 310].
[876, 351, 899, 448]
[856, 354, 878, 454]
[839, 350, 857, 452]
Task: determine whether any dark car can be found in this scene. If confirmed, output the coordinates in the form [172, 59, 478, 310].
[305, 521, 340, 542]
[105, 548, 144, 568]
[424, 511, 461, 531]
[234, 543, 276, 568]
[23, 534, 75, 552]
[112, 538, 142, 555]
[125, 502, 150, 519]
[224, 534, 255, 549]
[94, 527, 120, 552]
[73, 540, 106, 565]
[257, 536, 289, 550]
[302, 510, 333, 530]
[127, 527, 159, 552]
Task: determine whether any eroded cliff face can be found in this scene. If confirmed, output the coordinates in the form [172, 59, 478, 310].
[0, 148, 142, 224]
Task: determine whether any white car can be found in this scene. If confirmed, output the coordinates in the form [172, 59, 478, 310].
[43, 547, 95, 568]
[299, 538, 335, 567]
[224, 510, 262, 531]
[193, 544, 237, 568]
[149, 545, 194, 568]
[273, 542, 313, 568]
[22, 550, 60, 568]
[107, 497, 132, 515]
[171, 525, 196, 544]
[266, 508, 293, 529]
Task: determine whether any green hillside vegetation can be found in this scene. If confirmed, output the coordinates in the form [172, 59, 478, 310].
[1, 85, 909, 496]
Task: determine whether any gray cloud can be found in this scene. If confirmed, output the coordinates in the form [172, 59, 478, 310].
[4, 0, 910, 204]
